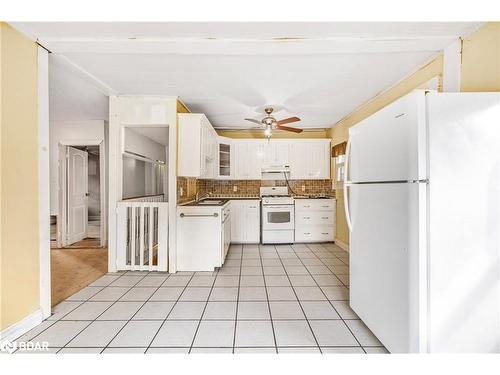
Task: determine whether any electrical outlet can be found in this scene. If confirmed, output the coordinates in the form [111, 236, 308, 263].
[233, 185, 238, 192]
[301, 185, 306, 192]
[180, 187, 184, 196]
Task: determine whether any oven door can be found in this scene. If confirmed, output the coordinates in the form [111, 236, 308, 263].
[262, 205, 294, 230]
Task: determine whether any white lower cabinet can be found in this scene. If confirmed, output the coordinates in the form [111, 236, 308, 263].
[230, 199, 260, 243]
[294, 198, 336, 243]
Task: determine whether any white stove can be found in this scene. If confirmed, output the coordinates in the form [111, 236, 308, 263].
[260, 187, 295, 244]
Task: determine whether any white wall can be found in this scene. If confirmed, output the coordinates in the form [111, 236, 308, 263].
[124, 127, 166, 162]
[122, 128, 167, 199]
[122, 157, 147, 199]
[49, 120, 105, 215]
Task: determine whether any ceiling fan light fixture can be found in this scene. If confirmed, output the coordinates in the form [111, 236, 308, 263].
[264, 125, 272, 137]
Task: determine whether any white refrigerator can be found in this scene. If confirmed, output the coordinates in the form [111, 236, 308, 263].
[344, 90, 500, 353]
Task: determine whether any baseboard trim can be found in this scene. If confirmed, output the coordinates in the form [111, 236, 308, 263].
[0, 309, 43, 343]
[334, 238, 349, 252]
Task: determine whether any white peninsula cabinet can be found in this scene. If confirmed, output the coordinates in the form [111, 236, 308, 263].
[295, 198, 336, 242]
[178, 113, 218, 178]
[230, 200, 261, 243]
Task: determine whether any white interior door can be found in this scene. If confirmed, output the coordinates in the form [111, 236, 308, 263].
[347, 182, 425, 353]
[67, 146, 88, 245]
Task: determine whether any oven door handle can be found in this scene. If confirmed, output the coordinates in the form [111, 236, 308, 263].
[262, 205, 294, 210]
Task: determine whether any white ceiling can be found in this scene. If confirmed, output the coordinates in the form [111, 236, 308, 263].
[15, 22, 482, 129]
[128, 126, 169, 146]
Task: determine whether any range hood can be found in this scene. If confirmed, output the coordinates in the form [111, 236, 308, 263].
[261, 165, 291, 180]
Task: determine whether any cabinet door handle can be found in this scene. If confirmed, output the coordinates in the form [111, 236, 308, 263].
[303, 216, 310, 219]
[321, 232, 329, 235]
[321, 217, 328, 219]
[180, 213, 219, 218]
[304, 232, 311, 235]
[321, 206, 330, 208]
[303, 205, 310, 208]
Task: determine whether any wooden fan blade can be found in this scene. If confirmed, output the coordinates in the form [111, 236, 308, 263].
[277, 125, 303, 133]
[276, 116, 301, 125]
[244, 118, 262, 125]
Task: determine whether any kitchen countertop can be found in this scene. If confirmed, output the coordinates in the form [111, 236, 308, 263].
[293, 196, 336, 199]
[179, 198, 230, 207]
[179, 196, 335, 205]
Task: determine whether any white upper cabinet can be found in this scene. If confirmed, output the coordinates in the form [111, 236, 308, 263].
[234, 141, 264, 179]
[217, 137, 233, 179]
[262, 141, 290, 167]
[290, 140, 331, 179]
[179, 116, 330, 181]
[178, 114, 218, 178]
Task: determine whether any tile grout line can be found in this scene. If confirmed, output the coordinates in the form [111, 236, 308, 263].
[231, 244, 244, 354]
[258, 244, 278, 354]
[22, 271, 130, 354]
[144, 272, 197, 353]
[59, 272, 150, 353]
[188, 269, 219, 353]
[99, 271, 174, 354]
[299, 243, 366, 353]
[275, 244, 322, 353]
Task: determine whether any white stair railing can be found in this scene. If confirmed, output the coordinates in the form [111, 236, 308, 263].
[116, 195, 168, 271]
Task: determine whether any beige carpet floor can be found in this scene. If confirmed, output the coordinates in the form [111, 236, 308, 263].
[51, 247, 108, 306]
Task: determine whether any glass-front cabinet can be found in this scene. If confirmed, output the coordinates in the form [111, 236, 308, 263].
[218, 138, 232, 178]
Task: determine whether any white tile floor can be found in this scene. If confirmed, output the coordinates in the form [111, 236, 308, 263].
[15, 243, 388, 354]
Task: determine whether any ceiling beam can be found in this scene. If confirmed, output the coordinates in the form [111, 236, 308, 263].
[39, 36, 461, 55]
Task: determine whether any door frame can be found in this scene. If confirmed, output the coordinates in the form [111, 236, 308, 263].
[57, 140, 107, 248]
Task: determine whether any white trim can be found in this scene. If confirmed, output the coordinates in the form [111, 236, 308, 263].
[334, 238, 349, 252]
[37, 47, 51, 319]
[443, 39, 462, 92]
[0, 309, 43, 343]
[99, 141, 107, 247]
[167, 106, 177, 273]
[108, 96, 178, 273]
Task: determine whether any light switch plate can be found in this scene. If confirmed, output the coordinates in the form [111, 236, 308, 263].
[301, 185, 306, 192]
[180, 187, 184, 196]
[233, 185, 238, 192]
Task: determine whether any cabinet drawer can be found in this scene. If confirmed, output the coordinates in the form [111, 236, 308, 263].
[295, 199, 335, 211]
[295, 227, 334, 243]
[296, 211, 334, 226]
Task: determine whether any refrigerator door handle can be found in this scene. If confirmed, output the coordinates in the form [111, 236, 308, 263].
[343, 138, 353, 232]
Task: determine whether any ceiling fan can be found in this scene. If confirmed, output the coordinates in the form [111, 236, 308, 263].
[245, 107, 302, 138]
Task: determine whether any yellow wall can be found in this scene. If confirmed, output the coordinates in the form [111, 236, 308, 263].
[461, 22, 500, 92]
[329, 55, 443, 246]
[0, 23, 40, 331]
[329, 22, 500, 247]
[217, 129, 328, 139]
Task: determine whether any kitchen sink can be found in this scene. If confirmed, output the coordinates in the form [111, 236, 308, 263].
[197, 200, 225, 205]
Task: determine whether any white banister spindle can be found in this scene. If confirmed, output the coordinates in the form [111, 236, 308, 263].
[139, 205, 145, 268]
[148, 206, 153, 271]
[130, 205, 137, 270]
[116, 196, 168, 272]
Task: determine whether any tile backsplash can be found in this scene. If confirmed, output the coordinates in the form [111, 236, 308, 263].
[197, 179, 334, 198]
[177, 177, 198, 203]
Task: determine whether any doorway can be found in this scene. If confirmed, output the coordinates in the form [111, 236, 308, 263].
[55, 142, 107, 249]
[50, 141, 108, 305]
